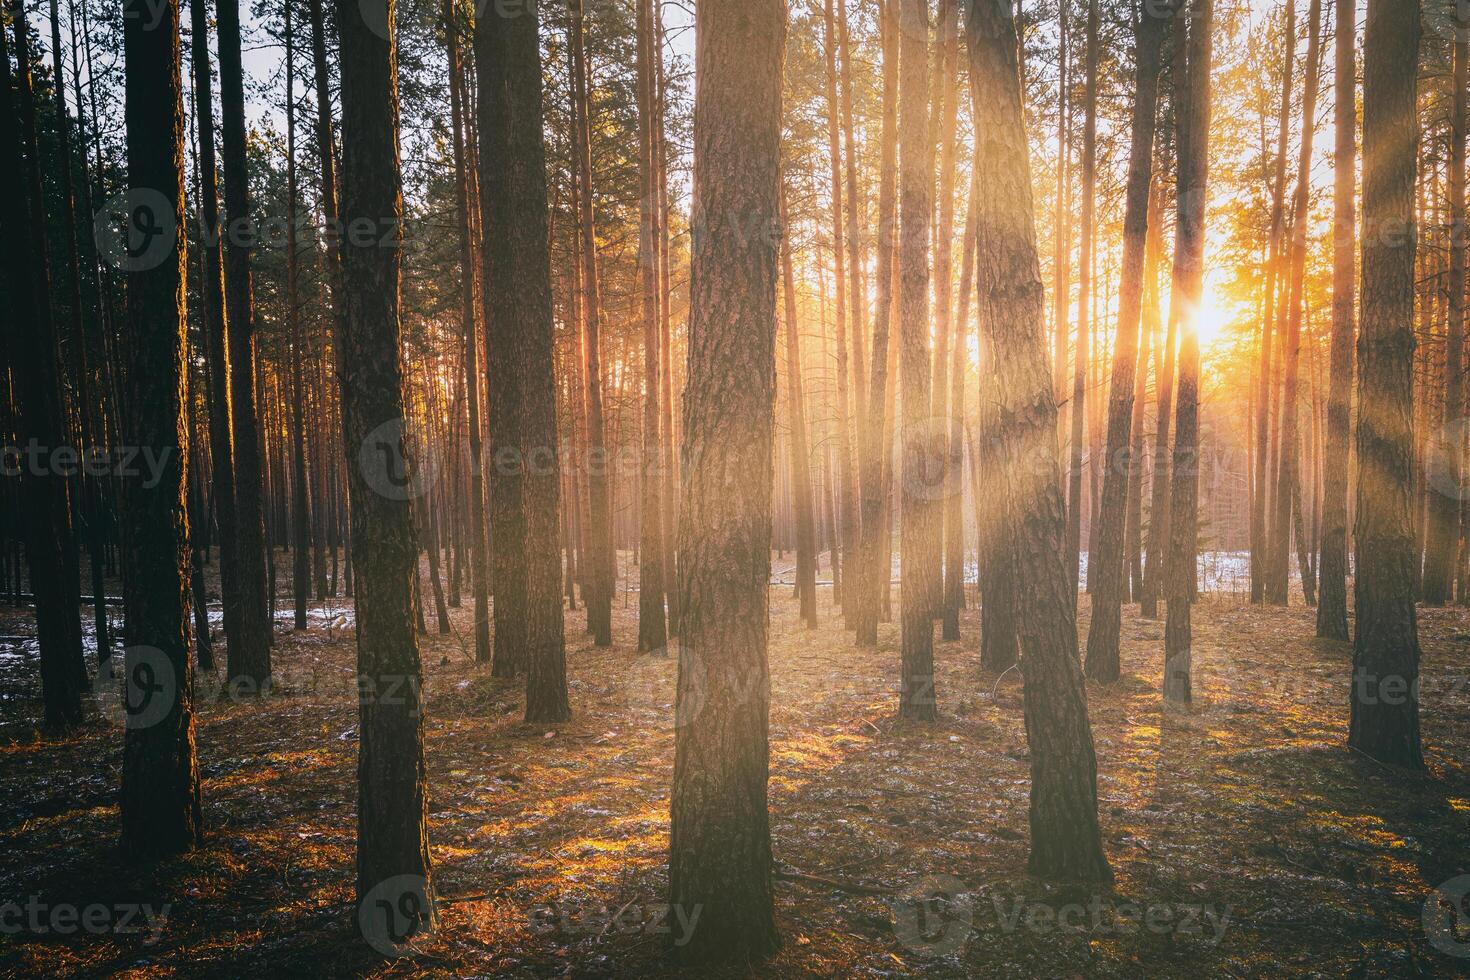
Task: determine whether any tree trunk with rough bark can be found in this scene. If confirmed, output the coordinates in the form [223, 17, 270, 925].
[1085, 0, 1169, 682]
[968, 0, 1111, 883]
[117, 0, 202, 857]
[336, 0, 436, 940]
[667, 0, 786, 962]
[1350, 0, 1424, 769]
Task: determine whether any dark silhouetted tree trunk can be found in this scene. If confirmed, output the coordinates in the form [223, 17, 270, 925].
[668, 0, 785, 962]
[219, 0, 273, 684]
[286, 3, 312, 631]
[1349, 0, 1424, 769]
[968, 0, 1111, 883]
[336, 0, 436, 936]
[1, 1, 86, 731]
[479, 0, 571, 722]
[118, 0, 202, 856]
[1085, 0, 1169, 682]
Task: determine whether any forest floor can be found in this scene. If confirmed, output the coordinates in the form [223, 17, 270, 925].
[1, 564, 1469, 978]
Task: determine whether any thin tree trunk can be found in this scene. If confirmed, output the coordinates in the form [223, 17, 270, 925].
[218, 0, 273, 684]
[1126, 179, 1163, 603]
[855, 0, 901, 647]
[897, 0, 937, 720]
[636, 0, 667, 652]
[1066, 0, 1098, 591]
[933, 0, 962, 640]
[1085, 0, 1169, 682]
[1317, 0, 1355, 637]
[286, 3, 312, 632]
[782, 187, 818, 628]
[1163, 0, 1214, 706]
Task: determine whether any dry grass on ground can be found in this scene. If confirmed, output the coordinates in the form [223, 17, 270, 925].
[1, 572, 1468, 978]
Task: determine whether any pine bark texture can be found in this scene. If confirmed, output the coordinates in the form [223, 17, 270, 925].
[968, 0, 1111, 884]
[667, 0, 786, 963]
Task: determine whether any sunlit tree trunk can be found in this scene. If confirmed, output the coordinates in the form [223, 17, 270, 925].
[897, 0, 937, 720]
[569, 0, 614, 647]
[1425, 8, 1466, 607]
[968, 0, 1111, 883]
[1272, 0, 1324, 608]
[636, 0, 667, 652]
[668, 0, 785, 961]
[781, 188, 818, 628]
[117, 0, 202, 857]
[219, 0, 273, 684]
[1163, 0, 1214, 706]
[1317, 0, 1355, 638]
[855, 0, 900, 648]
[1085, 0, 1169, 682]
[1255, 0, 1297, 604]
[1350, 0, 1424, 769]
[1066, 0, 1098, 591]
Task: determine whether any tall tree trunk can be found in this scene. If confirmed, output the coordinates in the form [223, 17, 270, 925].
[838, 0, 867, 481]
[286, 2, 313, 632]
[1085, 0, 1169, 682]
[1255, 0, 1297, 604]
[1425, 8, 1466, 607]
[117, 0, 202, 857]
[568, 0, 614, 647]
[1053, 0, 1072, 410]
[855, 0, 901, 647]
[336, 0, 436, 943]
[967, 0, 1111, 883]
[218, 0, 273, 684]
[944, 165, 979, 642]
[1125, 179, 1163, 603]
[1272, 0, 1324, 608]
[636, 0, 667, 652]
[668, 0, 785, 962]
[897, 0, 937, 720]
[1350, 0, 1424, 769]
[1319, 0, 1361, 629]
[1163, 0, 1214, 706]
[1, 1, 86, 730]
[933, 0, 962, 640]
[444, 0, 490, 663]
[1066, 0, 1098, 591]
[479, 0, 571, 721]
[781, 187, 819, 628]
